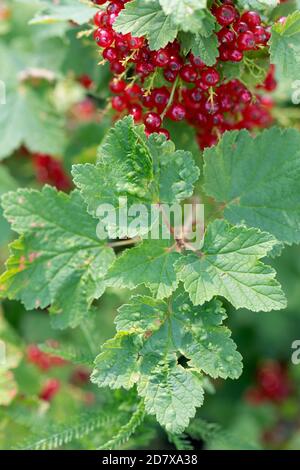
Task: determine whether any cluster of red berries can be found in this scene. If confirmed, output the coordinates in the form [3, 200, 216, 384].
[27, 344, 67, 371]
[246, 361, 292, 405]
[32, 154, 72, 191]
[92, 0, 275, 148]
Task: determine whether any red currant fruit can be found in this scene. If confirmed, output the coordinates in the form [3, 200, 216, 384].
[152, 49, 170, 67]
[241, 11, 261, 29]
[94, 28, 114, 48]
[215, 5, 237, 26]
[144, 112, 162, 131]
[180, 64, 197, 83]
[237, 31, 256, 51]
[111, 95, 128, 111]
[109, 78, 126, 93]
[201, 68, 220, 86]
[167, 103, 186, 121]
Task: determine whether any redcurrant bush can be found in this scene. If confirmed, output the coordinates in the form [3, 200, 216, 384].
[1, 0, 300, 453]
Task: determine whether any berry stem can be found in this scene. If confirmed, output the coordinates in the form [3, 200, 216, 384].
[160, 74, 180, 120]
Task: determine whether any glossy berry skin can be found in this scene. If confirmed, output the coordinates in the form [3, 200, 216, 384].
[143, 112, 162, 131]
[180, 64, 197, 83]
[228, 49, 243, 62]
[237, 31, 256, 51]
[215, 5, 237, 26]
[128, 104, 142, 121]
[157, 128, 170, 139]
[167, 103, 186, 121]
[163, 68, 177, 83]
[152, 87, 170, 110]
[92, 0, 107, 4]
[241, 11, 261, 29]
[189, 54, 205, 69]
[103, 47, 118, 62]
[253, 26, 270, 44]
[152, 49, 170, 67]
[201, 68, 220, 86]
[94, 28, 114, 48]
[233, 20, 249, 34]
[94, 11, 107, 27]
[168, 56, 183, 72]
[109, 78, 126, 93]
[217, 28, 235, 44]
[110, 60, 125, 74]
[111, 95, 128, 111]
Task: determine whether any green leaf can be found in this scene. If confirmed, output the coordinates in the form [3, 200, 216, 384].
[170, 292, 243, 379]
[270, 11, 300, 79]
[138, 355, 204, 434]
[0, 87, 66, 160]
[116, 293, 242, 380]
[0, 166, 17, 246]
[73, 116, 199, 238]
[159, 0, 213, 34]
[106, 239, 180, 299]
[203, 127, 300, 245]
[114, 0, 178, 50]
[175, 220, 286, 312]
[91, 332, 141, 390]
[94, 292, 241, 432]
[0, 187, 115, 329]
[116, 295, 167, 332]
[30, 0, 98, 26]
[191, 33, 219, 66]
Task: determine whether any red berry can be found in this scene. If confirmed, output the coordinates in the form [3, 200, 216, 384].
[157, 128, 170, 139]
[111, 95, 127, 111]
[233, 20, 249, 34]
[92, 0, 107, 4]
[109, 78, 126, 93]
[152, 87, 170, 110]
[40, 379, 60, 402]
[103, 46, 118, 62]
[180, 64, 197, 83]
[201, 68, 220, 86]
[164, 68, 177, 83]
[190, 54, 205, 69]
[144, 112, 162, 131]
[167, 103, 186, 121]
[127, 35, 144, 49]
[94, 27, 114, 48]
[237, 31, 256, 51]
[94, 11, 107, 27]
[215, 5, 237, 26]
[107, 1, 122, 14]
[152, 49, 170, 67]
[124, 83, 142, 100]
[228, 49, 243, 62]
[128, 104, 142, 121]
[217, 28, 235, 44]
[253, 26, 269, 44]
[110, 60, 125, 74]
[241, 11, 261, 29]
[168, 55, 183, 72]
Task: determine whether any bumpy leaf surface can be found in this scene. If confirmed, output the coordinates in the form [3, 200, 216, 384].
[114, 0, 178, 50]
[0, 187, 115, 329]
[203, 127, 300, 245]
[175, 220, 286, 311]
